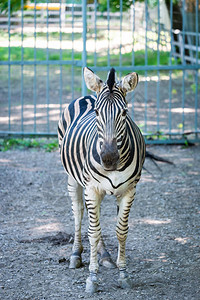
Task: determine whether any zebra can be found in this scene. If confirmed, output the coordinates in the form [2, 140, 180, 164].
[58, 67, 146, 293]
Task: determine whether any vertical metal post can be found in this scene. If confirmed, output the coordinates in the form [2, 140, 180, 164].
[144, 0, 148, 134]
[119, 0, 123, 68]
[82, 0, 87, 96]
[132, 0, 135, 67]
[46, 0, 50, 132]
[8, 0, 11, 131]
[181, 0, 186, 135]
[59, 0, 63, 115]
[107, 0, 110, 67]
[21, 0, 24, 133]
[34, 0, 37, 132]
[195, 0, 199, 138]
[131, 0, 136, 121]
[168, 0, 173, 138]
[156, 0, 160, 134]
[71, 0, 75, 101]
[94, 0, 97, 67]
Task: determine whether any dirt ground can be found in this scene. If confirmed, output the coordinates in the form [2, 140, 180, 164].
[0, 145, 200, 300]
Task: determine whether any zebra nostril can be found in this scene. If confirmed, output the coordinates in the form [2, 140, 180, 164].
[100, 139, 119, 169]
[100, 149, 119, 168]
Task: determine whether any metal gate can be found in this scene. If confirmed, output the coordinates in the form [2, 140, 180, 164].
[0, 0, 199, 144]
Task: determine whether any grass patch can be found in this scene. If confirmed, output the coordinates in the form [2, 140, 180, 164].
[0, 47, 172, 68]
[0, 138, 58, 152]
[87, 50, 173, 67]
[0, 47, 82, 62]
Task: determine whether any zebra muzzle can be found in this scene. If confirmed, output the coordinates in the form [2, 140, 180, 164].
[100, 139, 119, 171]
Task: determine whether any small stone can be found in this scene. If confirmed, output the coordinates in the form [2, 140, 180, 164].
[58, 257, 67, 263]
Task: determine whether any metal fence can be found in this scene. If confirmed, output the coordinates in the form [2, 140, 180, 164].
[0, 0, 199, 144]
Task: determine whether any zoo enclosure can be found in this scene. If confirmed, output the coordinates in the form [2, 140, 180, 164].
[0, 0, 199, 144]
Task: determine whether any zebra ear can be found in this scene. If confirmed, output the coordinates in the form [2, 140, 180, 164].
[120, 72, 139, 94]
[84, 67, 104, 93]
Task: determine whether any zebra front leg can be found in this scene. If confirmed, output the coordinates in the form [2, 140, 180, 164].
[68, 176, 84, 269]
[85, 187, 103, 293]
[116, 188, 136, 289]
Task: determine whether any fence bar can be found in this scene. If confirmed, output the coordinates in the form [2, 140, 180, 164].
[181, 0, 186, 134]
[1, 130, 199, 137]
[132, 0, 135, 67]
[1, 61, 199, 71]
[107, 0, 110, 67]
[94, 0, 97, 67]
[195, 0, 199, 64]
[21, 0, 24, 133]
[119, 0, 123, 68]
[131, 0, 136, 120]
[145, 138, 200, 145]
[82, 0, 87, 96]
[168, 0, 173, 138]
[0, 60, 83, 67]
[195, 0, 199, 137]
[46, 1, 50, 132]
[88, 64, 200, 71]
[194, 69, 199, 137]
[1, 131, 199, 146]
[59, 0, 63, 117]
[144, 0, 148, 133]
[156, 0, 160, 133]
[8, 0, 11, 131]
[71, 0, 75, 101]
[33, 0, 37, 132]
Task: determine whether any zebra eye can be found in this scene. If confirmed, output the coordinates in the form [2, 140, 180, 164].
[95, 109, 99, 117]
[122, 109, 127, 117]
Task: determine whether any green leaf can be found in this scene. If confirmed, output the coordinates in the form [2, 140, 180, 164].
[177, 123, 183, 129]
[172, 89, 177, 95]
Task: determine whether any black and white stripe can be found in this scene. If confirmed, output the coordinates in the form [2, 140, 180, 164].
[58, 67, 145, 293]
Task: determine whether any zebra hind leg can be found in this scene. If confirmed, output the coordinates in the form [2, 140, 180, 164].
[67, 176, 84, 269]
[97, 236, 116, 269]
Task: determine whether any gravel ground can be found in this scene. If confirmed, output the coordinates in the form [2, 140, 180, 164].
[0, 145, 200, 300]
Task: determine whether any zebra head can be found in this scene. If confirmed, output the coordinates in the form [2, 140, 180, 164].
[84, 67, 138, 171]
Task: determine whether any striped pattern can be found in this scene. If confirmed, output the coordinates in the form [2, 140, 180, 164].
[58, 94, 145, 192]
[58, 69, 145, 291]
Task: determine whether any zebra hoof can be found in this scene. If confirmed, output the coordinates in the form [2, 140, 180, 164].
[69, 255, 82, 269]
[85, 275, 98, 294]
[118, 271, 133, 289]
[99, 257, 116, 269]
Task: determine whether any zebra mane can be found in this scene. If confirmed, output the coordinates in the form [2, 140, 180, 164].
[107, 68, 115, 93]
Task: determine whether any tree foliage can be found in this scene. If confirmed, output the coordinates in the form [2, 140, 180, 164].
[97, 0, 171, 12]
[0, 0, 29, 14]
[98, 0, 133, 12]
[97, 0, 178, 12]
